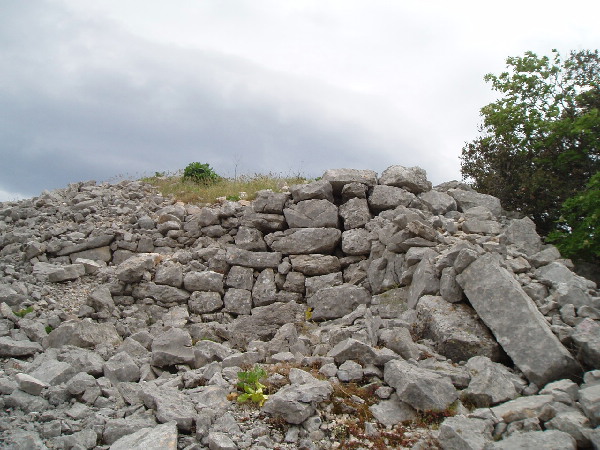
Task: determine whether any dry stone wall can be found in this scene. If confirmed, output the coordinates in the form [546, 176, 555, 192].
[0, 166, 599, 449]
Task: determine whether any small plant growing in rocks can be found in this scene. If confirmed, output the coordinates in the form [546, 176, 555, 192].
[236, 365, 269, 407]
[182, 162, 220, 184]
[14, 307, 33, 318]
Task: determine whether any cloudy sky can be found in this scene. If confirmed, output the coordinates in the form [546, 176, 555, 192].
[1, 0, 599, 201]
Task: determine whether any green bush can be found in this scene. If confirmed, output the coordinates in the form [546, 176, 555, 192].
[548, 172, 600, 263]
[182, 162, 220, 184]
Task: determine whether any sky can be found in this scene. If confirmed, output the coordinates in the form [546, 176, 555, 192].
[1, 1, 599, 201]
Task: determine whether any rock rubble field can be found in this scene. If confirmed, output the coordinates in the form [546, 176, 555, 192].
[0, 165, 599, 449]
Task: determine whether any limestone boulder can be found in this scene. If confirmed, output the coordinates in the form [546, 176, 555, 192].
[384, 359, 458, 411]
[416, 295, 503, 363]
[289, 180, 334, 203]
[457, 253, 581, 386]
[265, 228, 341, 255]
[307, 284, 371, 320]
[379, 165, 432, 194]
[283, 199, 338, 228]
[321, 168, 378, 195]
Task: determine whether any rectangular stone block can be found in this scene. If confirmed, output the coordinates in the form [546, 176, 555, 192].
[457, 253, 581, 387]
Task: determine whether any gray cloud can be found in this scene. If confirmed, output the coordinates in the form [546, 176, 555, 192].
[1, 1, 422, 200]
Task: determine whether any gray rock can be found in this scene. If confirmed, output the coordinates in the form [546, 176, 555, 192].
[284, 199, 338, 228]
[183, 271, 224, 294]
[115, 253, 160, 283]
[109, 421, 178, 450]
[457, 253, 581, 386]
[407, 256, 440, 309]
[45, 320, 122, 349]
[484, 430, 576, 449]
[579, 384, 600, 426]
[70, 246, 112, 263]
[379, 327, 420, 360]
[328, 338, 396, 366]
[154, 261, 184, 287]
[379, 165, 432, 194]
[47, 263, 85, 282]
[462, 219, 502, 235]
[545, 407, 592, 448]
[337, 360, 363, 382]
[490, 394, 554, 423]
[5, 389, 51, 413]
[305, 272, 343, 297]
[104, 351, 140, 383]
[3, 430, 49, 449]
[29, 359, 74, 386]
[572, 318, 600, 369]
[266, 228, 341, 255]
[321, 168, 378, 194]
[461, 356, 519, 407]
[15, 372, 49, 396]
[208, 431, 237, 450]
[438, 415, 493, 450]
[439, 267, 463, 303]
[87, 285, 116, 314]
[132, 282, 190, 304]
[262, 368, 333, 424]
[307, 284, 371, 320]
[369, 185, 416, 212]
[240, 212, 287, 233]
[447, 189, 502, 217]
[55, 429, 97, 449]
[225, 265, 254, 290]
[499, 217, 543, 255]
[416, 295, 503, 363]
[290, 180, 334, 203]
[58, 346, 105, 375]
[140, 383, 197, 431]
[223, 288, 252, 315]
[225, 247, 282, 269]
[253, 190, 290, 214]
[188, 291, 223, 314]
[227, 301, 305, 347]
[65, 372, 96, 395]
[384, 359, 458, 411]
[0, 336, 42, 356]
[103, 413, 158, 445]
[339, 197, 372, 230]
[419, 190, 457, 215]
[530, 246, 562, 268]
[341, 228, 372, 255]
[151, 328, 194, 367]
[252, 268, 277, 307]
[370, 396, 417, 426]
[234, 226, 267, 251]
[56, 233, 114, 256]
[290, 254, 341, 276]
[550, 282, 594, 309]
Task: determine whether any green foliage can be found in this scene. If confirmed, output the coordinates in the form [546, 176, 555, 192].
[226, 194, 240, 202]
[236, 365, 269, 407]
[548, 172, 600, 263]
[14, 307, 33, 318]
[45, 325, 54, 334]
[461, 49, 600, 235]
[182, 162, 220, 184]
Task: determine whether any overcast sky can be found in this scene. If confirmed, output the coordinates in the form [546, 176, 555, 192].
[1, 0, 599, 201]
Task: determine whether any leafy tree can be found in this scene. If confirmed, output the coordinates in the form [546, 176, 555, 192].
[461, 49, 600, 235]
[548, 171, 600, 263]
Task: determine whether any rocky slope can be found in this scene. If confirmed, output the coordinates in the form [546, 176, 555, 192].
[0, 166, 599, 449]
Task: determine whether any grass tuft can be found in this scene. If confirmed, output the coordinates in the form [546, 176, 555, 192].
[141, 171, 309, 205]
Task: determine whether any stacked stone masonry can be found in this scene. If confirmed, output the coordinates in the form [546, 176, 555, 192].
[0, 165, 598, 449]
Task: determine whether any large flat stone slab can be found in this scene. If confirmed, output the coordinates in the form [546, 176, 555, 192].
[457, 253, 581, 386]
